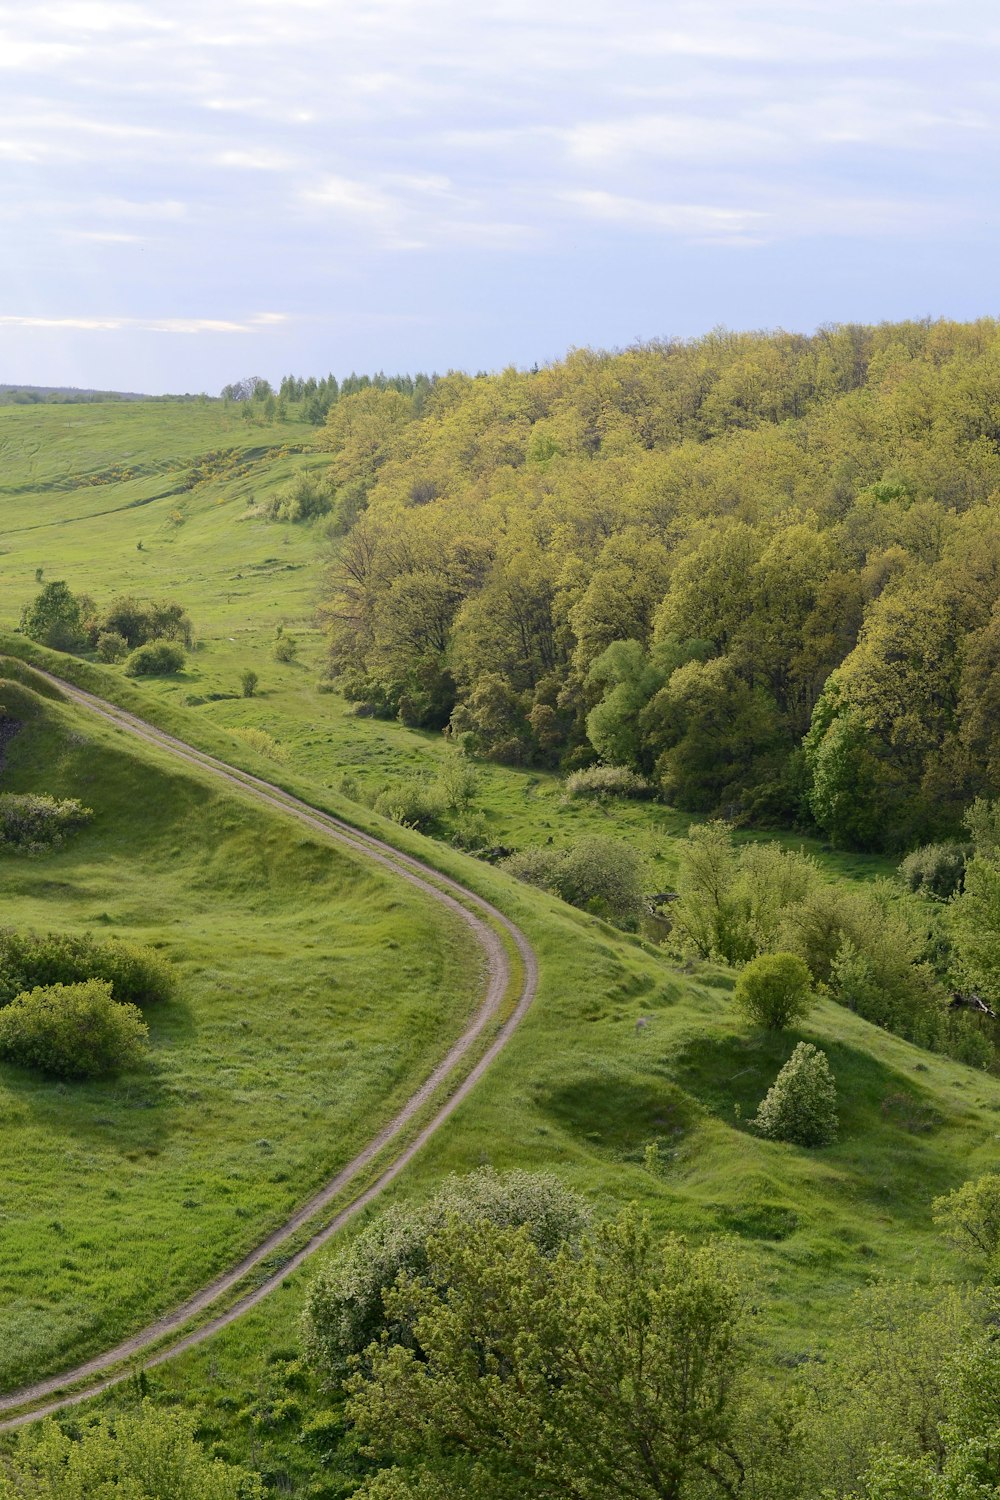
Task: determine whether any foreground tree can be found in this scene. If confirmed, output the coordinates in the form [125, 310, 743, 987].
[345, 1209, 771, 1500]
[0, 1400, 262, 1498]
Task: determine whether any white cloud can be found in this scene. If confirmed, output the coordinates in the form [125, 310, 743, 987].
[563, 190, 767, 239]
[0, 312, 288, 334]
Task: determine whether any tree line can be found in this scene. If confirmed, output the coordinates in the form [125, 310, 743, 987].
[315, 320, 1000, 850]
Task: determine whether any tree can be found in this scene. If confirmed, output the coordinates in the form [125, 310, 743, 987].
[20, 580, 85, 651]
[302, 1168, 589, 1381]
[345, 1209, 758, 1500]
[0, 1400, 261, 1498]
[932, 1172, 1000, 1270]
[240, 668, 258, 698]
[752, 1042, 838, 1146]
[734, 951, 813, 1030]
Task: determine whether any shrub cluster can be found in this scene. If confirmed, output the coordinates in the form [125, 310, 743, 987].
[502, 835, 646, 927]
[0, 928, 174, 1008]
[899, 841, 969, 900]
[124, 640, 186, 676]
[0, 793, 92, 853]
[258, 474, 333, 523]
[564, 764, 654, 800]
[86, 595, 193, 651]
[302, 1168, 589, 1380]
[752, 1041, 839, 1147]
[0, 979, 148, 1078]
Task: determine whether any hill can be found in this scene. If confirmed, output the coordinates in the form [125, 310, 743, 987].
[2, 351, 1000, 1492]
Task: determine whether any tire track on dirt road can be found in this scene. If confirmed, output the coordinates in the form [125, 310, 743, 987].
[0, 664, 538, 1429]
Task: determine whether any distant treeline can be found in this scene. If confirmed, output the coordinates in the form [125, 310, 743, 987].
[0, 385, 151, 404]
[221, 370, 436, 425]
[316, 319, 1000, 851]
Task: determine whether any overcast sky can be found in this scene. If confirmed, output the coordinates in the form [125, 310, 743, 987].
[0, 0, 997, 393]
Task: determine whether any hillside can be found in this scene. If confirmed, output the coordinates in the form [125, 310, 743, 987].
[1, 355, 1000, 1493]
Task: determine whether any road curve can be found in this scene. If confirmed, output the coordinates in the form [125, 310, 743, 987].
[0, 664, 538, 1429]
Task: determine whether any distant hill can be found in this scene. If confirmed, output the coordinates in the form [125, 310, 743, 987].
[0, 385, 207, 404]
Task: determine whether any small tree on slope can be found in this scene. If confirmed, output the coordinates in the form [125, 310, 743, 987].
[752, 1041, 838, 1147]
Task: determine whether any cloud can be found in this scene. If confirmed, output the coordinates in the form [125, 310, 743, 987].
[563, 190, 767, 239]
[0, 312, 288, 334]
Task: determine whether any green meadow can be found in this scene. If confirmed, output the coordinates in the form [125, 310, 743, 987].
[0, 398, 997, 1490]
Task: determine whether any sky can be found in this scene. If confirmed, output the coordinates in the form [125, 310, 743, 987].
[0, 0, 997, 394]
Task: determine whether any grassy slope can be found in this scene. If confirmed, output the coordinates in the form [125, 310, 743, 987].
[0, 675, 479, 1392]
[0, 400, 994, 1488]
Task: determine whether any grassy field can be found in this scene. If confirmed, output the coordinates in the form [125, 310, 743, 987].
[0, 672, 481, 1393]
[0, 399, 996, 1493]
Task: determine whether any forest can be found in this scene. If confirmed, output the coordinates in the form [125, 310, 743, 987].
[316, 319, 1000, 851]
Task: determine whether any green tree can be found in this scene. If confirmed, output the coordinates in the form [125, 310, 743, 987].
[20, 580, 85, 651]
[302, 1168, 589, 1381]
[240, 668, 258, 698]
[734, 951, 813, 1030]
[0, 1401, 262, 1498]
[346, 1209, 757, 1500]
[752, 1042, 838, 1146]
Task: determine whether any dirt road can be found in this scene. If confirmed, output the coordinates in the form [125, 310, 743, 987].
[0, 665, 538, 1428]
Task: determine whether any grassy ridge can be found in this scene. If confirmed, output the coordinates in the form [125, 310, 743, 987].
[1, 399, 999, 1491]
[0, 675, 480, 1392]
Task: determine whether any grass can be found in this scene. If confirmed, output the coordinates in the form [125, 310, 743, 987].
[0, 398, 994, 1493]
[0, 676, 480, 1393]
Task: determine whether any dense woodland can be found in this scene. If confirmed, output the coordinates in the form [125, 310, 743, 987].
[315, 320, 1000, 851]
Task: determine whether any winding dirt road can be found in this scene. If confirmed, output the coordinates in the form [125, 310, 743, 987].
[0, 664, 538, 1429]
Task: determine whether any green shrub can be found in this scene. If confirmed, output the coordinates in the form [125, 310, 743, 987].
[734, 951, 813, 1030]
[272, 633, 298, 663]
[564, 764, 654, 800]
[502, 835, 645, 927]
[752, 1042, 838, 1147]
[19, 580, 87, 652]
[933, 1173, 1000, 1268]
[0, 928, 174, 1007]
[373, 780, 447, 833]
[86, 595, 193, 650]
[0, 793, 92, 853]
[899, 842, 969, 900]
[231, 726, 288, 763]
[302, 1168, 589, 1381]
[124, 640, 185, 676]
[0, 980, 148, 1078]
[240, 668, 259, 697]
[95, 629, 129, 663]
[260, 474, 333, 523]
[0, 1399, 261, 1498]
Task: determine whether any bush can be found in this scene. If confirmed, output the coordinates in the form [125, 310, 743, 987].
[0, 928, 174, 1007]
[19, 580, 87, 652]
[899, 842, 969, 900]
[564, 764, 654, 800]
[95, 629, 129, 663]
[231, 726, 287, 763]
[124, 640, 185, 676]
[752, 1041, 838, 1147]
[373, 780, 447, 833]
[240, 668, 258, 698]
[734, 951, 813, 1030]
[86, 595, 194, 650]
[272, 633, 298, 663]
[502, 835, 645, 927]
[0, 793, 92, 853]
[933, 1173, 1000, 1268]
[0, 1399, 262, 1498]
[0, 979, 148, 1078]
[302, 1168, 589, 1382]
